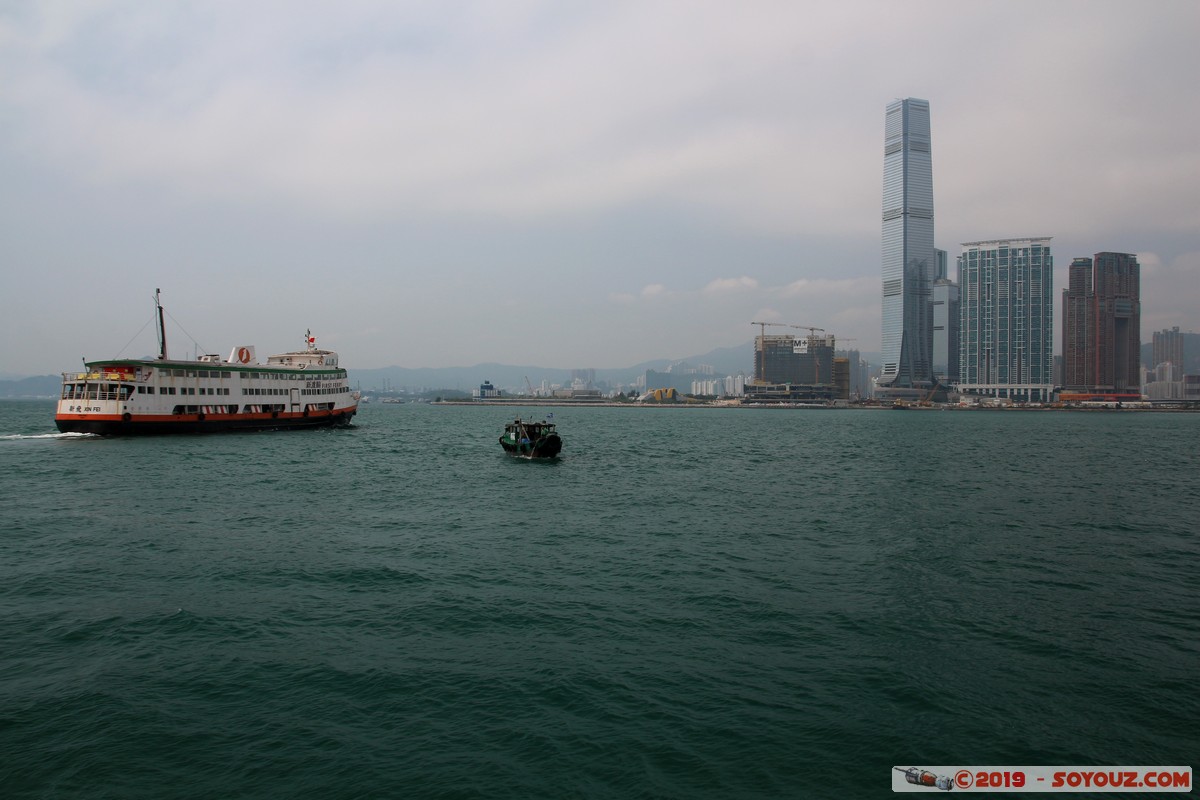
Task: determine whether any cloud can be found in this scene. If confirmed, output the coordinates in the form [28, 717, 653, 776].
[10, 2, 1189, 243]
[778, 277, 876, 299]
[703, 276, 758, 295]
[641, 283, 668, 298]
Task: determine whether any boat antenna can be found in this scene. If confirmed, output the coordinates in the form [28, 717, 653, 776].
[155, 288, 168, 360]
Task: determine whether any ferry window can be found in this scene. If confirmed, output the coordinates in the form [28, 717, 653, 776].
[187, 371, 197, 378]
[222, 371, 231, 378]
[198, 370, 208, 378]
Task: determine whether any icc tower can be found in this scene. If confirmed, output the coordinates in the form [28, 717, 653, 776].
[879, 97, 935, 391]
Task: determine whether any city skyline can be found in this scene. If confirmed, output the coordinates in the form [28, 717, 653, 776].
[2, 2, 1199, 376]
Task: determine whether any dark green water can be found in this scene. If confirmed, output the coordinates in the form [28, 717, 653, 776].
[1, 400, 1197, 798]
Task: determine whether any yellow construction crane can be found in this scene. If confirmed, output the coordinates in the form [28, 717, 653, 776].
[920, 380, 942, 406]
[789, 324, 826, 336]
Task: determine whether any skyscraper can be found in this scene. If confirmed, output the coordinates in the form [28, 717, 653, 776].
[958, 238, 1054, 402]
[1094, 252, 1141, 392]
[879, 97, 935, 390]
[1152, 327, 1184, 372]
[931, 278, 960, 383]
[1061, 252, 1141, 392]
[1061, 257, 1093, 389]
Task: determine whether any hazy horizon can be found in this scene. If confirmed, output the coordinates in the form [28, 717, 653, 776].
[3, 1, 1198, 376]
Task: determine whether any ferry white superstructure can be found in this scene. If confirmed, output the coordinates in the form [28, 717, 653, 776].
[55, 294, 358, 435]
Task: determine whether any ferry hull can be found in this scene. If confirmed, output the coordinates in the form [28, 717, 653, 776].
[55, 407, 357, 436]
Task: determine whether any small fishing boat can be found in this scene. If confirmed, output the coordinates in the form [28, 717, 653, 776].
[499, 418, 562, 459]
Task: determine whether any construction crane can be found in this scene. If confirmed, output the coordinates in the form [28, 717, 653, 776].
[751, 321, 788, 338]
[789, 324, 825, 336]
[524, 376, 535, 397]
[919, 379, 942, 406]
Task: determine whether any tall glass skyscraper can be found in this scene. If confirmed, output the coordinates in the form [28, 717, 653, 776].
[879, 97, 935, 389]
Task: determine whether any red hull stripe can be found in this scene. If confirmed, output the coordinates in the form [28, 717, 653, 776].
[55, 406, 358, 424]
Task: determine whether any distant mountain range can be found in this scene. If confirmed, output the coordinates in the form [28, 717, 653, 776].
[348, 342, 766, 394]
[1, 342, 884, 398]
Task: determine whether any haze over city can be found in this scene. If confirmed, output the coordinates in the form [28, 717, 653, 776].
[2, 0, 1198, 377]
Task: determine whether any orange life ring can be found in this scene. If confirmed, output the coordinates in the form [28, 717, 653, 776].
[237, 347, 251, 364]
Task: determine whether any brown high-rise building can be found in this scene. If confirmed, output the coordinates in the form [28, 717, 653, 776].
[1062, 258, 1093, 389]
[1061, 252, 1141, 392]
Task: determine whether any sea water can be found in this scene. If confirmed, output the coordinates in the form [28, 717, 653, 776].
[1, 400, 1197, 798]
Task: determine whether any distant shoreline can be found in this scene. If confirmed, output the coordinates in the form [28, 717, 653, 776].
[433, 400, 1200, 412]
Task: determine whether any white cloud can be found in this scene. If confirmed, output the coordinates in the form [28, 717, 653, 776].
[703, 276, 759, 295]
[778, 277, 876, 299]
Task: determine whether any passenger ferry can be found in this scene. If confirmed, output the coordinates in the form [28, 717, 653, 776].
[55, 292, 359, 435]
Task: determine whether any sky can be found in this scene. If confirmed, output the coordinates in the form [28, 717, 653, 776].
[2, 0, 1199, 376]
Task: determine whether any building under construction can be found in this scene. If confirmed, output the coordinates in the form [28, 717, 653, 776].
[743, 328, 849, 403]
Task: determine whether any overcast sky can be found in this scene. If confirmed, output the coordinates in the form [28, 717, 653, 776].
[2, 0, 1198, 376]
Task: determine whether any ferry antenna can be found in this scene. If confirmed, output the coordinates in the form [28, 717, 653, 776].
[155, 288, 168, 361]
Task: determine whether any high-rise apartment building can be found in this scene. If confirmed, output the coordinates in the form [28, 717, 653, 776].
[932, 278, 960, 383]
[1062, 258, 1093, 388]
[1152, 326, 1184, 372]
[1061, 252, 1141, 392]
[879, 97, 935, 390]
[958, 238, 1054, 402]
